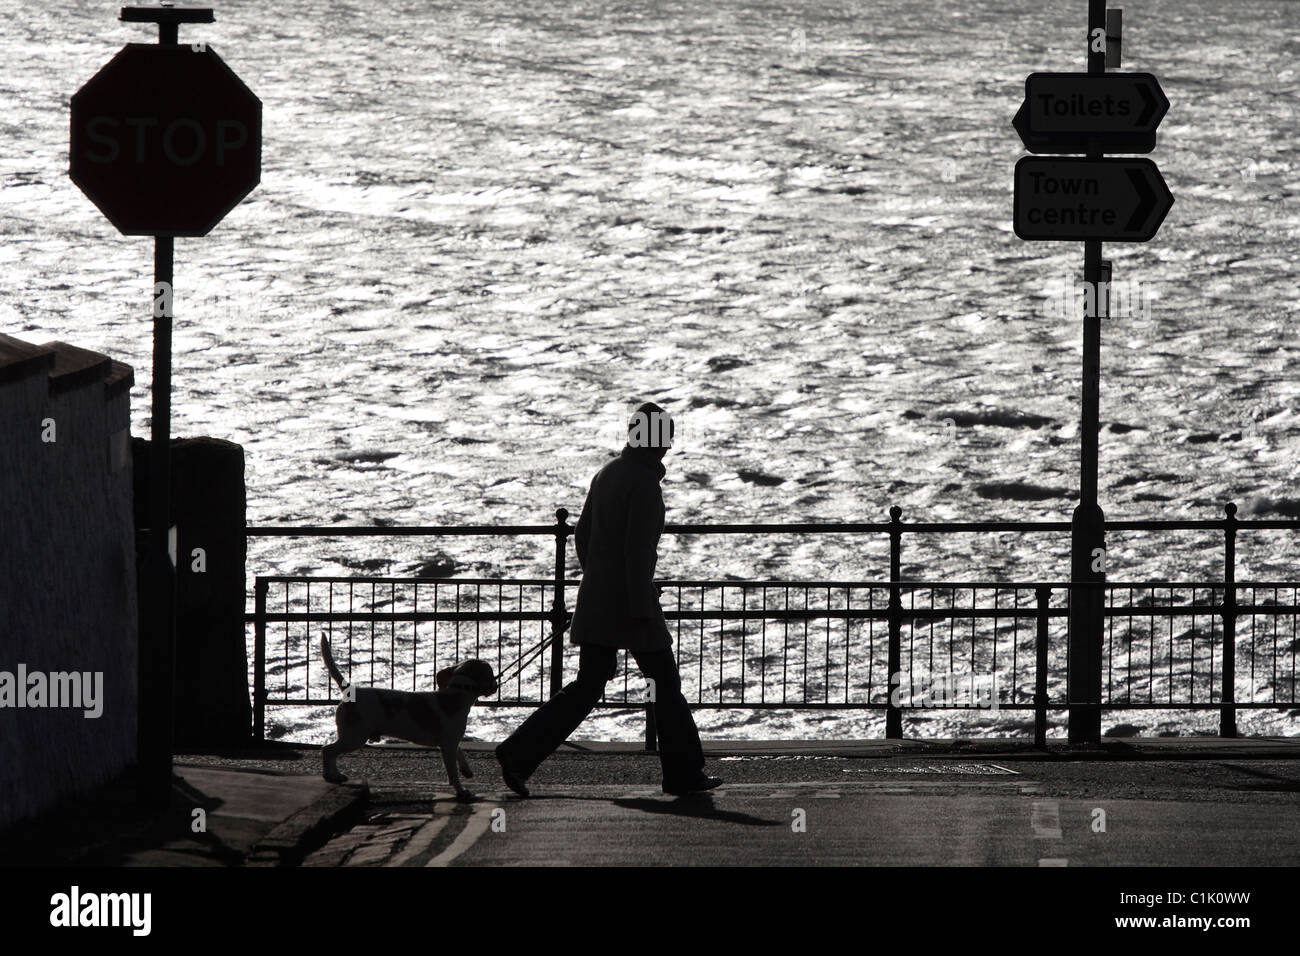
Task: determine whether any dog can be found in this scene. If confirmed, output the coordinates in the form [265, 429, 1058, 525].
[319, 635, 498, 802]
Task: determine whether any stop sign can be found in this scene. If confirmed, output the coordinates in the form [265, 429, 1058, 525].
[70, 43, 261, 237]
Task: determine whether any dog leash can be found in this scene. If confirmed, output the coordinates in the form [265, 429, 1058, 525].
[327, 626, 559, 690]
[495, 620, 566, 687]
[494, 636, 549, 686]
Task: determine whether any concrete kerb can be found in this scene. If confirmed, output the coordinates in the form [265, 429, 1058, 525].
[245, 781, 369, 867]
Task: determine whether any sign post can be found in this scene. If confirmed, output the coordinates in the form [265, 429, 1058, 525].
[1011, 2, 1172, 744]
[69, 5, 261, 804]
[1075, 0, 1110, 747]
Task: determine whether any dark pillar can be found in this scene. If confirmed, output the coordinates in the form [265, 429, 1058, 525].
[135, 436, 251, 747]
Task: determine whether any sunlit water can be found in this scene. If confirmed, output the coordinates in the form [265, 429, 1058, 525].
[4, 0, 1298, 740]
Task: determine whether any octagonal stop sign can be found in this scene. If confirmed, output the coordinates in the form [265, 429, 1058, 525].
[70, 43, 261, 237]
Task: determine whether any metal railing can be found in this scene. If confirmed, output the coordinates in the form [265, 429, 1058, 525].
[246, 503, 1300, 744]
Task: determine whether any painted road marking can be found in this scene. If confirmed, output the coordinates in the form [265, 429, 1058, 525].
[1031, 799, 1067, 866]
[843, 763, 1019, 775]
[1031, 800, 1062, 838]
[389, 812, 451, 867]
[426, 802, 497, 867]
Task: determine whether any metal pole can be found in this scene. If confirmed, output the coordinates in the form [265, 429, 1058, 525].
[1067, 0, 1109, 745]
[112, 6, 216, 801]
[886, 505, 903, 739]
[644, 696, 658, 753]
[549, 507, 568, 697]
[1220, 502, 1238, 737]
[1035, 586, 1051, 748]
[138, 233, 176, 805]
[254, 577, 267, 742]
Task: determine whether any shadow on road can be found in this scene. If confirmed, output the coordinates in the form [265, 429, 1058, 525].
[497, 790, 781, 825]
[611, 795, 782, 827]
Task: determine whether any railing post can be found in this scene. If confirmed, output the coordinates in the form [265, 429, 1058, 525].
[886, 505, 903, 739]
[549, 508, 569, 698]
[1220, 502, 1238, 738]
[1035, 586, 1051, 749]
[644, 692, 658, 752]
[253, 577, 267, 743]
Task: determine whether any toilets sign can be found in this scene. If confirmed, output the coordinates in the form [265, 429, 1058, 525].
[69, 42, 261, 236]
[1014, 72, 1168, 154]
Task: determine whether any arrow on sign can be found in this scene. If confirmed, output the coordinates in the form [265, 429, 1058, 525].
[1013, 157, 1174, 241]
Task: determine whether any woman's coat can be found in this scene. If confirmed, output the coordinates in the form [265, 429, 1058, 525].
[567, 445, 672, 651]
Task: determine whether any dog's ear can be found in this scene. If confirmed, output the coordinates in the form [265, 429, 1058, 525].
[436, 666, 454, 690]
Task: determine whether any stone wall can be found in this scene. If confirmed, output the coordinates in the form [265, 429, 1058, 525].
[0, 334, 137, 831]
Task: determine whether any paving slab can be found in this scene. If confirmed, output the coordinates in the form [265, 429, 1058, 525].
[0, 763, 367, 867]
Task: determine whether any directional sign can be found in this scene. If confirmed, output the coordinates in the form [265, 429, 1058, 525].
[1013, 72, 1168, 155]
[1013, 157, 1173, 241]
[1013, 102, 1155, 155]
[1027, 73, 1168, 133]
[70, 43, 261, 237]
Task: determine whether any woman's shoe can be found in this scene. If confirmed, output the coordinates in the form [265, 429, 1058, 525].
[662, 774, 723, 796]
[495, 745, 531, 798]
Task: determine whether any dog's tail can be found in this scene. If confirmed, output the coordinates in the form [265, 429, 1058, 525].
[320, 633, 349, 691]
